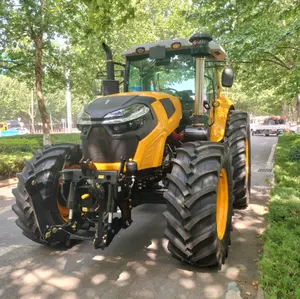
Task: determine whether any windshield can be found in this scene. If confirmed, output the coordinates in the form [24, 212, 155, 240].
[128, 54, 195, 94]
[127, 53, 217, 103]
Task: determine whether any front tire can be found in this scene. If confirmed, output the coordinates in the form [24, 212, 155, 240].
[12, 143, 82, 246]
[164, 142, 233, 268]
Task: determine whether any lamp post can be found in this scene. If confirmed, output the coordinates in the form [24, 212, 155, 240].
[66, 41, 72, 133]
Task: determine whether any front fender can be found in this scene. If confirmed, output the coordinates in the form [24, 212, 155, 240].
[210, 95, 234, 142]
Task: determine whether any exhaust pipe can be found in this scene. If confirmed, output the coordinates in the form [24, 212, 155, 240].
[102, 43, 115, 80]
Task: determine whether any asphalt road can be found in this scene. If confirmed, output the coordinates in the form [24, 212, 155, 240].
[0, 136, 277, 299]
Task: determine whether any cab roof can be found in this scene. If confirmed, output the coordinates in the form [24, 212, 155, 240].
[122, 38, 226, 61]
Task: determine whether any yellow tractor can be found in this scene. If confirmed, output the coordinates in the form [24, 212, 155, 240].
[12, 33, 251, 269]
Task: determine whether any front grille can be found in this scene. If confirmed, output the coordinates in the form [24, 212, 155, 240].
[81, 126, 139, 162]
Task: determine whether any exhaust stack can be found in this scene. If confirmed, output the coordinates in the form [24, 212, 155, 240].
[102, 43, 115, 80]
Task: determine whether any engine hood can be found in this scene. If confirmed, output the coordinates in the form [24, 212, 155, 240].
[85, 94, 156, 120]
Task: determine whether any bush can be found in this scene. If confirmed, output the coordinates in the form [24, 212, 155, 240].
[0, 152, 32, 179]
[289, 138, 300, 162]
[259, 134, 300, 299]
[0, 138, 41, 153]
[0, 133, 80, 153]
[0, 133, 80, 178]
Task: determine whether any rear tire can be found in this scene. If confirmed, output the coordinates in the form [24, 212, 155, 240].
[164, 142, 233, 268]
[12, 143, 82, 246]
[226, 111, 251, 209]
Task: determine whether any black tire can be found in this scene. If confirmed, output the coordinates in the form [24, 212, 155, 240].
[12, 143, 82, 245]
[226, 111, 251, 209]
[164, 141, 233, 268]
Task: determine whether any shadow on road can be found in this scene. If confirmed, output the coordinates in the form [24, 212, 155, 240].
[0, 184, 270, 299]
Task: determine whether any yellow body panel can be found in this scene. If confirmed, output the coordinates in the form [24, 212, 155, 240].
[210, 95, 233, 142]
[134, 95, 182, 169]
[94, 92, 182, 171]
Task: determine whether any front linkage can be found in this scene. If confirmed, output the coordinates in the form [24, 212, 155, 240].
[37, 157, 137, 249]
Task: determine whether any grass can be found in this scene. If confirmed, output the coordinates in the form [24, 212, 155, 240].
[259, 134, 300, 299]
[0, 133, 80, 179]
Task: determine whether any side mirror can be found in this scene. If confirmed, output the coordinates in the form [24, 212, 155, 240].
[222, 68, 234, 88]
[92, 79, 119, 96]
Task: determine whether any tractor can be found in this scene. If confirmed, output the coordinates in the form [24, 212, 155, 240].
[12, 33, 251, 269]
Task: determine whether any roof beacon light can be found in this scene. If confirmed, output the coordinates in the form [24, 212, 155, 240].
[189, 33, 212, 57]
[136, 47, 145, 54]
[171, 42, 181, 49]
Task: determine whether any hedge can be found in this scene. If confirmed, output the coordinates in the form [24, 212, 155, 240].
[0, 133, 80, 179]
[0, 152, 32, 179]
[259, 134, 300, 299]
[0, 133, 80, 153]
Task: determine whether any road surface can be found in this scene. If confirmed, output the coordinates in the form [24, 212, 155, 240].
[0, 136, 277, 299]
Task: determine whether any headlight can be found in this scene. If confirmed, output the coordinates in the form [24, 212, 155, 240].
[102, 104, 149, 124]
[77, 110, 92, 125]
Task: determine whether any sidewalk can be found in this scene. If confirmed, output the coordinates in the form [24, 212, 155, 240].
[0, 177, 17, 188]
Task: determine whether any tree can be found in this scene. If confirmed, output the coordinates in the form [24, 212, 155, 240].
[0, 0, 140, 144]
[188, 0, 300, 116]
[1, 1, 67, 144]
[0, 75, 31, 121]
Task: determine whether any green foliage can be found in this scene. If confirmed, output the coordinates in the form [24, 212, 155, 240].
[82, 0, 135, 33]
[0, 152, 32, 179]
[0, 133, 80, 153]
[0, 137, 41, 153]
[191, 0, 300, 116]
[289, 138, 300, 162]
[259, 134, 300, 299]
[0, 133, 80, 178]
[0, 75, 31, 121]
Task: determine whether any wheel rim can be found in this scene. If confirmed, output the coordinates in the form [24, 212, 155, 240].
[216, 168, 229, 240]
[57, 164, 81, 222]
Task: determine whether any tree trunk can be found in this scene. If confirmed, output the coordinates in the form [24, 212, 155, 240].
[34, 36, 51, 145]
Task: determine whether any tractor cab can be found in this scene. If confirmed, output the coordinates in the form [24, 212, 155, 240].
[122, 37, 228, 130]
[95, 34, 234, 139]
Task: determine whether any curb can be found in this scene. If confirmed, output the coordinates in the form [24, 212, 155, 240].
[0, 177, 17, 188]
